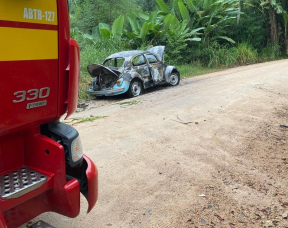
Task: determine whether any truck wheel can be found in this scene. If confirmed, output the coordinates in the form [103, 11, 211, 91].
[169, 72, 180, 86]
[127, 79, 143, 97]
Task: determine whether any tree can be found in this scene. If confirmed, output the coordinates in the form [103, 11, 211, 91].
[237, 0, 243, 24]
[225, 1, 268, 50]
[156, 0, 239, 45]
[136, 0, 157, 12]
[260, 0, 284, 45]
[279, 0, 288, 53]
[69, 0, 141, 33]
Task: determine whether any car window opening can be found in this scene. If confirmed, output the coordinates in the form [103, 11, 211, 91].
[132, 55, 146, 66]
[145, 54, 158, 64]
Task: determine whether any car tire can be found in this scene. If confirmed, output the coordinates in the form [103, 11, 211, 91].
[169, 72, 180, 86]
[127, 79, 143, 97]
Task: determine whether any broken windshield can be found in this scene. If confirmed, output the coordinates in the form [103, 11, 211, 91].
[103, 58, 125, 68]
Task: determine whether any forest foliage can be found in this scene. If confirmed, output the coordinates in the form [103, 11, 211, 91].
[68, 0, 288, 100]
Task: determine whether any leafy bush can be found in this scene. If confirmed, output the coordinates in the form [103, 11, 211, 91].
[165, 33, 188, 65]
[80, 39, 127, 72]
[259, 43, 281, 62]
[197, 42, 237, 68]
[225, 5, 268, 51]
[236, 43, 258, 65]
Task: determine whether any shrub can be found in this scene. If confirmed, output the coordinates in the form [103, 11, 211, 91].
[259, 43, 281, 62]
[165, 33, 188, 65]
[236, 43, 258, 65]
[198, 42, 237, 68]
[224, 6, 268, 51]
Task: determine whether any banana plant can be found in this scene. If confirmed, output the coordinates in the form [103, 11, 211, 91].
[155, 0, 238, 44]
[83, 0, 238, 48]
[164, 13, 204, 42]
[124, 11, 165, 46]
[84, 15, 125, 41]
[192, 0, 238, 43]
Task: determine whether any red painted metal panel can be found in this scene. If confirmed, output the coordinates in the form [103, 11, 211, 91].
[2, 179, 80, 228]
[57, 0, 70, 117]
[84, 155, 98, 213]
[24, 131, 67, 186]
[0, 60, 58, 134]
[0, 213, 7, 228]
[66, 39, 80, 119]
[0, 133, 24, 174]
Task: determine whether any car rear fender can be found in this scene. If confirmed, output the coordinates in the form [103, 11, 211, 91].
[165, 66, 179, 82]
[123, 72, 144, 85]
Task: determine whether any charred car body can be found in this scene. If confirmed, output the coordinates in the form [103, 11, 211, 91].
[87, 46, 180, 97]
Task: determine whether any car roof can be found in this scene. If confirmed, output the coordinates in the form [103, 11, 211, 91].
[106, 50, 149, 59]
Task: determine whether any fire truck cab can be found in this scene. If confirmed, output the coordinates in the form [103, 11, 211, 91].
[0, 1, 98, 227]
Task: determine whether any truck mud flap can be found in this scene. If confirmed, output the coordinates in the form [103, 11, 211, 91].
[65, 155, 98, 213]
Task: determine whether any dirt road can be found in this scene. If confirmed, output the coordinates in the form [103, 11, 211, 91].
[29, 60, 288, 227]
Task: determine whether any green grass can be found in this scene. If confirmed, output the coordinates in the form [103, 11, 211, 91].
[72, 116, 107, 124]
[259, 43, 281, 62]
[178, 62, 221, 78]
[236, 43, 258, 65]
[117, 100, 141, 105]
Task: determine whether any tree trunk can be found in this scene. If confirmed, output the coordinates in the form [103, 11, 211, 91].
[237, 0, 242, 24]
[285, 26, 288, 54]
[269, 8, 279, 45]
[285, 30, 288, 53]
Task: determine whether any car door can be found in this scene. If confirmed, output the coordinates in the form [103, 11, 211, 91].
[131, 54, 151, 85]
[144, 53, 164, 84]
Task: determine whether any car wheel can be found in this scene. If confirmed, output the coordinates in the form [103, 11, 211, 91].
[169, 72, 180, 86]
[127, 79, 143, 97]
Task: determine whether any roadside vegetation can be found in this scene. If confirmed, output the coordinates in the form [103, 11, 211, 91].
[68, 0, 288, 101]
[65, 116, 107, 125]
[117, 100, 141, 106]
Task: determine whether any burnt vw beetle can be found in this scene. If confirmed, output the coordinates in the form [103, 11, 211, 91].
[87, 46, 180, 97]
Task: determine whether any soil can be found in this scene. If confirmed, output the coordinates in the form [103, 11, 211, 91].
[24, 60, 288, 228]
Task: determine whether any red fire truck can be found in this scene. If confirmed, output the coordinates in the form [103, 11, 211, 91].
[0, 1, 98, 227]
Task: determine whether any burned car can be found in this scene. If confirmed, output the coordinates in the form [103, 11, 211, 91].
[87, 46, 180, 97]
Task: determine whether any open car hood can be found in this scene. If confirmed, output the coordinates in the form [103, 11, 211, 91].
[87, 64, 120, 78]
[147, 46, 165, 62]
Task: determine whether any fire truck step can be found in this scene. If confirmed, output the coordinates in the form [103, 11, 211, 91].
[0, 167, 47, 199]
